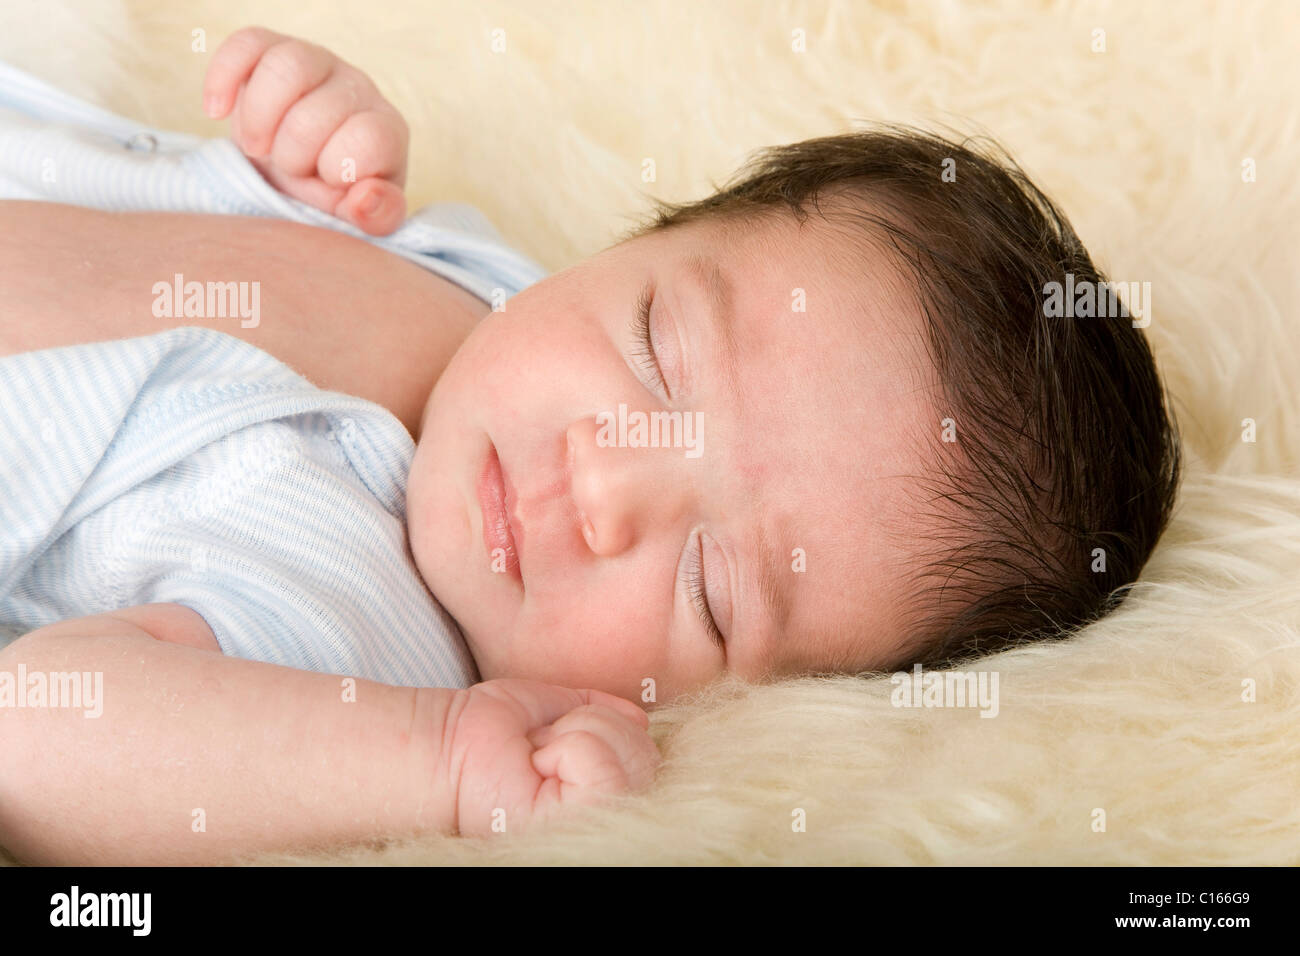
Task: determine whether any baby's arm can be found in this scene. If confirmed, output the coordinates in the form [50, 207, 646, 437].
[0, 606, 451, 864]
[0, 606, 657, 864]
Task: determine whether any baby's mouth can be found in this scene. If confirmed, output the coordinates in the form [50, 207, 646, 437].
[477, 440, 523, 585]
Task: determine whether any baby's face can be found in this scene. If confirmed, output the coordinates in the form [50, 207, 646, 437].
[408, 212, 937, 703]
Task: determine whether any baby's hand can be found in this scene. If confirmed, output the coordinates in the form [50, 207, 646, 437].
[440, 679, 660, 836]
[203, 27, 409, 235]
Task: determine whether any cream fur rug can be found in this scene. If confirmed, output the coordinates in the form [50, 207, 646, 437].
[2, 0, 1297, 865]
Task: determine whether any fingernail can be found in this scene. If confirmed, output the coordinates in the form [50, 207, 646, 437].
[359, 190, 383, 216]
[203, 94, 219, 117]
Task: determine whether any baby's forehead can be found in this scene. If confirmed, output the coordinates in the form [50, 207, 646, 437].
[648, 210, 927, 343]
[684, 222, 934, 408]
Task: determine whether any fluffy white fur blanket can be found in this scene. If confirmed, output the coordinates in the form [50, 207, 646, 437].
[2, 0, 1297, 864]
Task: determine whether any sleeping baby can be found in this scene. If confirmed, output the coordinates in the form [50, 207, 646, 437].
[0, 27, 1181, 864]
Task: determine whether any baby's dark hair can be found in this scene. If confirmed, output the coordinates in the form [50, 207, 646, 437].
[625, 125, 1182, 670]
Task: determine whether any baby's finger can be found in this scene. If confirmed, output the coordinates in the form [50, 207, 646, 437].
[317, 109, 408, 189]
[247, 155, 347, 215]
[526, 724, 557, 750]
[536, 705, 659, 790]
[472, 679, 624, 735]
[268, 71, 369, 179]
[203, 26, 286, 120]
[237, 39, 336, 158]
[336, 178, 406, 236]
[531, 730, 629, 796]
[526, 710, 626, 752]
[581, 689, 650, 728]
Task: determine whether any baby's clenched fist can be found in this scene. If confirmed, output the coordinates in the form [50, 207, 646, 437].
[203, 26, 409, 235]
[438, 679, 661, 837]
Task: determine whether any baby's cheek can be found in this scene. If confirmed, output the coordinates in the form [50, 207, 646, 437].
[581, 607, 666, 698]
[523, 601, 660, 699]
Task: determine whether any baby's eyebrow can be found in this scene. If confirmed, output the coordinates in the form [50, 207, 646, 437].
[683, 253, 740, 388]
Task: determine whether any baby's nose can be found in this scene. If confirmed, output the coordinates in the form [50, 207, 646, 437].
[566, 414, 683, 556]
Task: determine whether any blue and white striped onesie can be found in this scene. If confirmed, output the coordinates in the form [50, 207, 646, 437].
[0, 61, 548, 688]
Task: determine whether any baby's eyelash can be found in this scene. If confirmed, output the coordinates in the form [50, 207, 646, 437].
[630, 283, 670, 397]
[685, 534, 724, 649]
